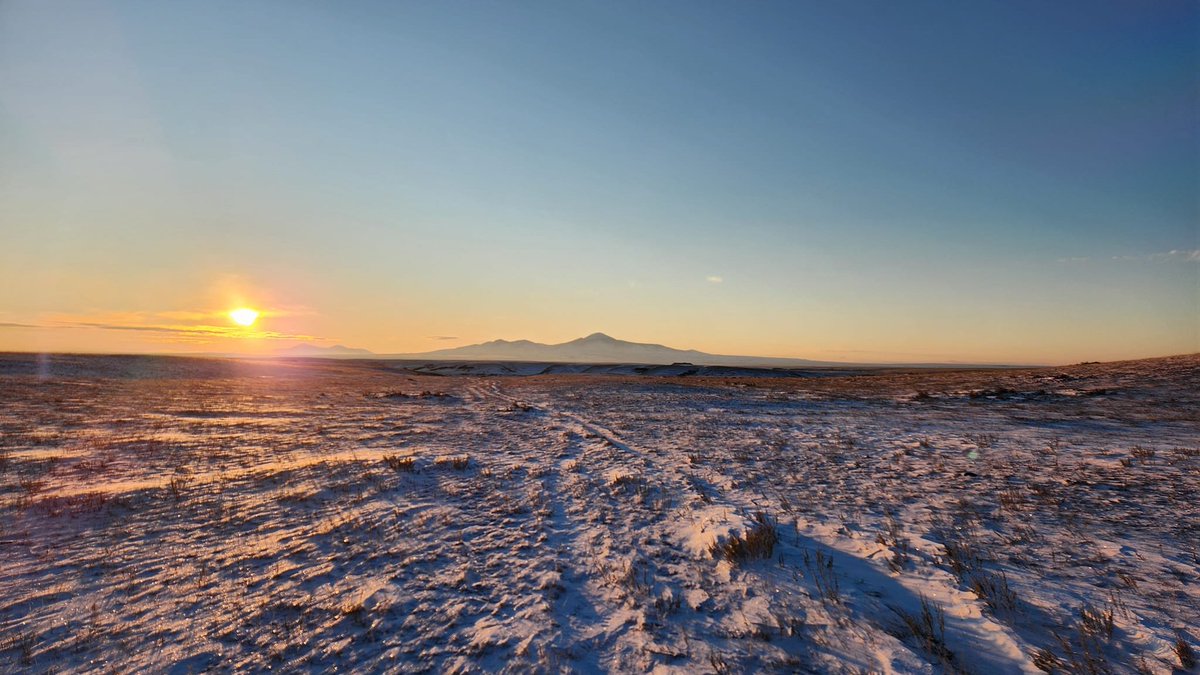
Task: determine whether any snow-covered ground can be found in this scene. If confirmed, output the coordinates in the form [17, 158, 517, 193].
[0, 353, 1197, 673]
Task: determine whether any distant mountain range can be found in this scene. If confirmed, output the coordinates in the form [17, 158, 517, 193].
[276, 343, 375, 358]
[276, 333, 842, 367]
[407, 332, 841, 367]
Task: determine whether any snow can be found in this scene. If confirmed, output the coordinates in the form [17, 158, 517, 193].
[0, 353, 1197, 673]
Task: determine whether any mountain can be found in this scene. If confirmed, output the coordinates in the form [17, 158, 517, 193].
[276, 344, 375, 358]
[401, 332, 840, 367]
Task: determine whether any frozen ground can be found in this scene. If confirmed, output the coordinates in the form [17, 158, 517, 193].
[0, 353, 1197, 674]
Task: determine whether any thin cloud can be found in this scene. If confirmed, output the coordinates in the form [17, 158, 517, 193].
[63, 321, 318, 341]
[70, 322, 222, 334]
[706, 275, 723, 284]
[1060, 249, 1199, 264]
[30, 310, 322, 343]
[428, 335, 458, 341]
[156, 310, 215, 321]
[1109, 249, 1200, 262]
[0, 322, 40, 329]
[157, 307, 312, 321]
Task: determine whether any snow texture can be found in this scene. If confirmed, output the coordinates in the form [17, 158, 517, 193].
[0, 353, 1197, 673]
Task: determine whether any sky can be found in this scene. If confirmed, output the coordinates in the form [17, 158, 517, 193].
[1, 0, 1197, 364]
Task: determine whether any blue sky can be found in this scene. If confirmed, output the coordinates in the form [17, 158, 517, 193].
[1, 0, 1196, 362]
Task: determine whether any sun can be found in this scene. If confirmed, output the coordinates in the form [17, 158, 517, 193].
[229, 308, 259, 327]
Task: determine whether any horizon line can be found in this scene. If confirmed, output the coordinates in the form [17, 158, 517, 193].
[4, 347, 1198, 370]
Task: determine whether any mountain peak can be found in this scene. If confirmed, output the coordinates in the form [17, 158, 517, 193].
[414, 332, 832, 367]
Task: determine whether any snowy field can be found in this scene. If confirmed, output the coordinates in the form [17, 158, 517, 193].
[0, 353, 1197, 674]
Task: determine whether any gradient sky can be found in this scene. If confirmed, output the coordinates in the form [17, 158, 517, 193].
[1, 0, 1197, 364]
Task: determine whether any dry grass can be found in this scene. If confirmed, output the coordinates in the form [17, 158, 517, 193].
[433, 455, 470, 471]
[969, 570, 1017, 614]
[709, 512, 778, 563]
[18, 475, 44, 496]
[876, 514, 911, 573]
[939, 535, 1017, 614]
[941, 538, 985, 580]
[166, 476, 190, 501]
[381, 454, 417, 472]
[1034, 602, 1117, 674]
[1078, 603, 1114, 641]
[607, 471, 640, 489]
[998, 488, 1026, 511]
[1176, 635, 1197, 669]
[803, 548, 840, 605]
[1129, 445, 1155, 461]
[37, 492, 111, 517]
[891, 595, 957, 669]
[1032, 647, 1061, 672]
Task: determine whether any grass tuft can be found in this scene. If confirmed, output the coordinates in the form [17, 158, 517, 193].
[381, 454, 417, 472]
[1175, 635, 1196, 669]
[166, 476, 189, 501]
[709, 512, 778, 564]
[1078, 604, 1114, 641]
[433, 455, 470, 470]
[891, 595, 957, 668]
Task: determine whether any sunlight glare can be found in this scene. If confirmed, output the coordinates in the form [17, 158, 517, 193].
[230, 308, 259, 327]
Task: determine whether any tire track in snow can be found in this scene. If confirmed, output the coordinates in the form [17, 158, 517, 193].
[481, 379, 1039, 673]
[468, 381, 721, 670]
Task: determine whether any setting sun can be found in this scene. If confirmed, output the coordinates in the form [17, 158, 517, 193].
[229, 308, 259, 327]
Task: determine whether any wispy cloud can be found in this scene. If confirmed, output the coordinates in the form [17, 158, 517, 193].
[1111, 249, 1200, 262]
[60, 321, 318, 342]
[11, 309, 323, 344]
[1058, 249, 1200, 264]
[1162, 249, 1200, 262]
[706, 275, 723, 284]
[155, 310, 216, 321]
[157, 307, 313, 321]
[428, 335, 458, 341]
